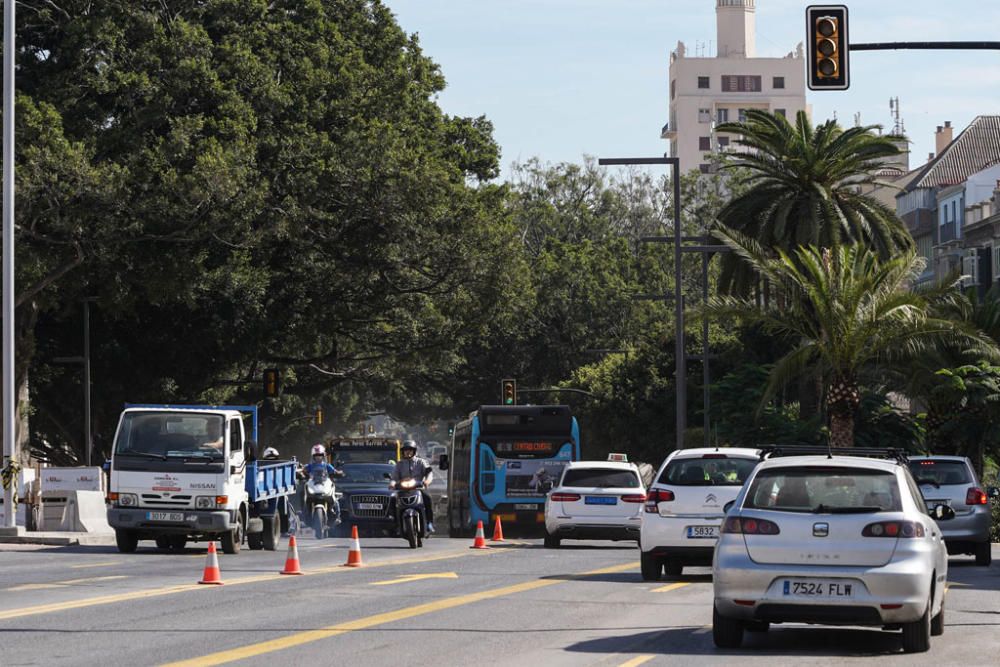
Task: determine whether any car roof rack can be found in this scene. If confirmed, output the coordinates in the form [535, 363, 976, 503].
[758, 445, 909, 465]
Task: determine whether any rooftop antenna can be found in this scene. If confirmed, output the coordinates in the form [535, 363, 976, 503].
[854, 112, 861, 127]
[890, 97, 905, 135]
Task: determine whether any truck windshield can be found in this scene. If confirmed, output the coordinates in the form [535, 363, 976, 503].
[115, 412, 226, 459]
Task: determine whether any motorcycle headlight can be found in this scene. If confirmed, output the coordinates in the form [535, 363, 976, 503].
[195, 496, 215, 509]
[118, 493, 138, 507]
[400, 479, 417, 489]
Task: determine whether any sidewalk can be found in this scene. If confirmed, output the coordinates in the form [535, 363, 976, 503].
[0, 527, 116, 547]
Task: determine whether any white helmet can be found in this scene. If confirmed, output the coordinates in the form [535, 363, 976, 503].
[311, 444, 326, 457]
[262, 447, 279, 459]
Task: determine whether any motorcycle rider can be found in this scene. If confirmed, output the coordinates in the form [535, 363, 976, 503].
[301, 444, 344, 524]
[390, 440, 435, 534]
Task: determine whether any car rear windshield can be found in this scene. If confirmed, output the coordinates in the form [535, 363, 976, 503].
[745, 466, 902, 513]
[562, 468, 640, 488]
[908, 460, 973, 486]
[657, 456, 758, 487]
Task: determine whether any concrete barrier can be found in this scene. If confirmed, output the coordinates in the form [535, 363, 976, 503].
[57, 490, 112, 533]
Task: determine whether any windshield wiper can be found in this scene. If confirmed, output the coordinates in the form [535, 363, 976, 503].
[814, 504, 884, 514]
[117, 451, 166, 461]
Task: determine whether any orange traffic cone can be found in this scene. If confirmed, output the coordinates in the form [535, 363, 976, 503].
[344, 525, 364, 567]
[198, 541, 224, 585]
[490, 515, 505, 542]
[280, 534, 304, 575]
[470, 520, 490, 549]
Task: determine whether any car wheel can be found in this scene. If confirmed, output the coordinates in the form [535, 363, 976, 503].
[663, 558, 683, 577]
[640, 551, 662, 581]
[931, 598, 945, 637]
[975, 541, 992, 566]
[712, 604, 744, 649]
[901, 596, 931, 653]
[543, 533, 561, 548]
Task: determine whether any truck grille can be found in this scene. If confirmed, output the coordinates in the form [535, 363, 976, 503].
[351, 494, 390, 519]
[141, 494, 192, 508]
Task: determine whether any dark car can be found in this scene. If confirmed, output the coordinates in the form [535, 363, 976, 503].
[336, 463, 396, 537]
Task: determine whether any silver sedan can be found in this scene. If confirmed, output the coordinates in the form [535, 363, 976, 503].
[713, 454, 953, 654]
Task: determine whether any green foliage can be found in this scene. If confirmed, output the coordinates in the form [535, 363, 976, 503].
[924, 363, 1000, 474]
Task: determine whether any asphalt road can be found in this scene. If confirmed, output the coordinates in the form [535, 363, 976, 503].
[1, 535, 999, 666]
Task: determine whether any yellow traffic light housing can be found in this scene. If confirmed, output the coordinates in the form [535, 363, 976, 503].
[501, 379, 517, 406]
[263, 368, 280, 398]
[314, 408, 323, 426]
[807, 5, 849, 90]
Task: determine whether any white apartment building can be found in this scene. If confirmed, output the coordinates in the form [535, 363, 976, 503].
[663, 0, 809, 174]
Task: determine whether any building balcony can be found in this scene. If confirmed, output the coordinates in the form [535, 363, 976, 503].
[660, 122, 676, 139]
[939, 220, 957, 244]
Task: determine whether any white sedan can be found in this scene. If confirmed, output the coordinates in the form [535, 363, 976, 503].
[543, 460, 646, 547]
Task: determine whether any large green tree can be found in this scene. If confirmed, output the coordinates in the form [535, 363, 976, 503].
[713, 110, 913, 296]
[698, 229, 999, 448]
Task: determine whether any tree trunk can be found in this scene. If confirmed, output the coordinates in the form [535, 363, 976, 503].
[799, 369, 822, 421]
[829, 411, 854, 448]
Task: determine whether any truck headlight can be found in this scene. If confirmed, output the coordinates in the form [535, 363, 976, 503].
[118, 493, 138, 507]
[195, 496, 215, 509]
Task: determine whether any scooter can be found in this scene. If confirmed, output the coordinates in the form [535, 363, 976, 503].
[304, 468, 340, 539]
[392, 477, 428, 549]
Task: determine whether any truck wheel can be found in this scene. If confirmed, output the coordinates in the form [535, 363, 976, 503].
[155, 536, 172, 552]
[263, 516, 280, 551]
[115, 529, 138, 554]
[169, 536, 187, 551]
[221, 515, 244, 555]
[279, 508, 290, 537]
[247, 531, 264, 550]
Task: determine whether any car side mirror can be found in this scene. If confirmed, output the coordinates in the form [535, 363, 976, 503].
[932, 504, 956, 521]
[989, 487, 1000, 500]
[723, 500, 735, 514]
[438, 454, 450, 471]
[383, 472, 392, 480]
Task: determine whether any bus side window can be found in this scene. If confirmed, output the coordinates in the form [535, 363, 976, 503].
[480, 447, 496, 494]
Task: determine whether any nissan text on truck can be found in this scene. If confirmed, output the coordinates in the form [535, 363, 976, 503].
[107, 404, 296, 554]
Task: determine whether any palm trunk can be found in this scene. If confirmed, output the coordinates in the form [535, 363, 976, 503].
[829, 412, 854, 448]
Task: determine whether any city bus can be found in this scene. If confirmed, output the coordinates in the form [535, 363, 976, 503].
[447, 405, 581, 537]
[328, 437, 401, 465]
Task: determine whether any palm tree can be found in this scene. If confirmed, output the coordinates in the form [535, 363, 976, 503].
[713, 110, 913, 296]
[697, 228, 1000, 448]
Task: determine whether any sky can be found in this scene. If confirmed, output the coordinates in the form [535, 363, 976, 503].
[385, 0, 1000, 180]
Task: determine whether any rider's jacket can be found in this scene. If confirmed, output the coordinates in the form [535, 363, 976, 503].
[391, 456, 433, 485]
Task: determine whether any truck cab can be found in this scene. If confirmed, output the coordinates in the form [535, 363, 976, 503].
[107, 405, 292, 554]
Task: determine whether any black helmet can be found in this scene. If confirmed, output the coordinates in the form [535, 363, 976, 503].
[401, 440, 418, 453]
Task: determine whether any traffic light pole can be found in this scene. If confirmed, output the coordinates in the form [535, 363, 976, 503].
[599, 157, 683, 450]
[850, 41, 1000, 51]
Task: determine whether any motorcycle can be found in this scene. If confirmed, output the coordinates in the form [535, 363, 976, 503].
[303, 468, 340, 539]
[392, 477, 428, 549]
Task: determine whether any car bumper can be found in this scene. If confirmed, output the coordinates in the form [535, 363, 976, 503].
[108, 507, 234, 534]
[713, 544, 937, 625]
[938, 509, 991, 544]
[640, 513, 725, 557]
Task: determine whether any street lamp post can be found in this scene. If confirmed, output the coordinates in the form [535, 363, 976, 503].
[53, 298, 98, 467]
[2, 0, 16, 529]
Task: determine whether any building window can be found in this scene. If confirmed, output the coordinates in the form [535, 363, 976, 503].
[718, 136, 730, 148]
[738, 108, 747, 122]
[773, 76, 785, 89]
[699, 136, 711, 151]
[721, 75, 762, 92]
[699, 164, 712, 174]
[698, 76, 710, 89]
[698, 108, 712, 123]
[775, 108, 786, 118]
[671, 80, 676, 100]
[717, 108, 729, 124]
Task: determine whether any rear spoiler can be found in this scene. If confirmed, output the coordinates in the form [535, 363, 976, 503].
[758, 445, 909, 465]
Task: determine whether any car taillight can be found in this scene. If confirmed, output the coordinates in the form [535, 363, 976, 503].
[966, 487, 988, 505]
[644, 488, 674, 513]
[550, 493, 581, 502]
[620, 494, 646, 503]
[862, 521, 925, 538]
[722, 517, 780, 535]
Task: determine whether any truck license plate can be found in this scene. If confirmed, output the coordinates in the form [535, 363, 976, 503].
[146, 512, 184, 522]
[357, 503, 383, 510]
[686, 525, 718, 538]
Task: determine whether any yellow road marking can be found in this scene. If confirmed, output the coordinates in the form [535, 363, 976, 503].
[370, 572, 458, 586]
[619, 656, 655, 667]
[69, 561, 122, 570]
[6, 576, 128, 592]
[0, 548, 484, 621]
[651, 582, 690, 593]
[162, 561, 640, 667]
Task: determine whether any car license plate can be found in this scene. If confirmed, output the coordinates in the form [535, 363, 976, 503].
[146, 511, 184, 522]
[686, 525, 718, 538]
[782, 579, 854, 598]
[514, 504, 539, 510]
[357, 503, 383, 510]
[585, 496, 617, 505]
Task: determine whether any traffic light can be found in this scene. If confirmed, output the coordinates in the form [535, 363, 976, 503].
[314, 408, 323, 426]
[501, 379, 517, 406]
[806, 5, 849, 91]
[447, 423, 455, 438]
[263, 368, 280, 397]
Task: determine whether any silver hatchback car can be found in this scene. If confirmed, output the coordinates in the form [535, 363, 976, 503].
[713, 452, 953, 654]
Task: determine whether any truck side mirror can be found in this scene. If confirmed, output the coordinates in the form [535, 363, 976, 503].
[245, 440, 257, 462]
[438, 454, 450, 471]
